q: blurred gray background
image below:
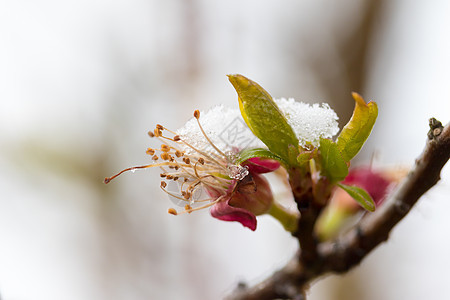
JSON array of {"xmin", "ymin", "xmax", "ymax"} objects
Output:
[{"xmin": 0, "ymin": 0, "xmax": 449, "ymax": 299}]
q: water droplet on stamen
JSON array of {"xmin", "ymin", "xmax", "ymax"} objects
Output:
[{"xmin": 228, "ymin": 164, "xmax": 249, "ymax": 180}]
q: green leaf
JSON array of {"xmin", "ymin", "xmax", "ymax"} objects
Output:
[
  {"xmin": 336, "ymin": 93, "xmax": 378, "ymax": 162},
  {"xmin": 319, "ymin": 138, "xmax": 349, "ymax": 182},
  {"xmin": 235, "ymin": 148, "xmax": 285, "ymax": 165},
  {"xmin": 227, "ymin": 74, "xmax": 299, "ymax": 164},
  {"xmin": 287, "ymin": 144, "xmax": 300, "ymax": 166},
  {"xmin": 337, "ymin": 183, "xmax": 376, "ymax": 212}
]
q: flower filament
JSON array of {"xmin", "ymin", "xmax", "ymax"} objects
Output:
[{"xmin": 104, "ymin": 110, "xmax": 248, "ymax": 216}]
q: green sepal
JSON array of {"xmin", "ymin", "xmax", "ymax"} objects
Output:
[
  {"xmin": 337, "ymin": 183, "xmax": 376, "ymax": 212},
  {"xmin": 297, "ymin": 148, "xmax": 318, "ymax": 167},
  {"xmin": 227, "ymin": 74, "xmax": 299, "ymax": 164},
  {"xmin": 235, "ymin": 148, "xmax": 286, "ymax": 165},
  {"xmin": 318, "ymin": 138, "xmax": 349, "ymax": 182},
  {"xmin": 336, "ymin": 92, "xmax": 378, "ymax": 162}
]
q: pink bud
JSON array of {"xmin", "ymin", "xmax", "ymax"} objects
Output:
[{"xmin": 342, "ymin": 167, "xmax": 392, "ymax": 207}]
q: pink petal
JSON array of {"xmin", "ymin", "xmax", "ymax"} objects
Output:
[
  {"xmin": 210, "ymin": 195, "xmax": 257, "ymax": 231},
  {"xmin": 243, "ymin": 157, "xmax": 280, "ymax": 174}
]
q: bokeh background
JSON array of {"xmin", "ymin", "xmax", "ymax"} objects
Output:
[{"xmin": 1, "ymin": 0, "xmax": 449, "ymax": 299}]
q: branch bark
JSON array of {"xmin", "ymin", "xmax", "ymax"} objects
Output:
[{"xmin": 227, "ymin": 120, "xmax": 450, "ymax": 300}]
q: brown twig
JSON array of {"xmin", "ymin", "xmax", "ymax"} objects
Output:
[
  {"xmin": 227, "ymin": 119, "xmax": 450, "ymax": 300},
  {"xmin": 287, "ymin": 167, "xmax": 318, "ymax": 266}
]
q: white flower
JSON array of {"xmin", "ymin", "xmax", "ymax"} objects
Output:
[
  {"xmin": 104, "ymin": 107, "xmax": 264, "ymax": 216},
  {"xmin": 275, "ymin": 98, "xmax": 339, "ymax": 147}
]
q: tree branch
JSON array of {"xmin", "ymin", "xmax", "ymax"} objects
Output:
[{"xmin": 227, "ymin": 119, "xmax": 450, "ymax": 300}]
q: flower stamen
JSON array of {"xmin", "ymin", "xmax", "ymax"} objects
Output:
[
  {"xmin": 106, "ymin": 108, "xmax": 252, "ymax": 218},
  {"xmin": 104, "ymin": 162, "xmax": 190, "ymax": 184},
  {"xmin": 168, "ymin": 195, "xmax": 225, "ymax": 216},
  {"xmin": 193, "ymin": 110, "xmax": 227, "ymax": 158}
]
